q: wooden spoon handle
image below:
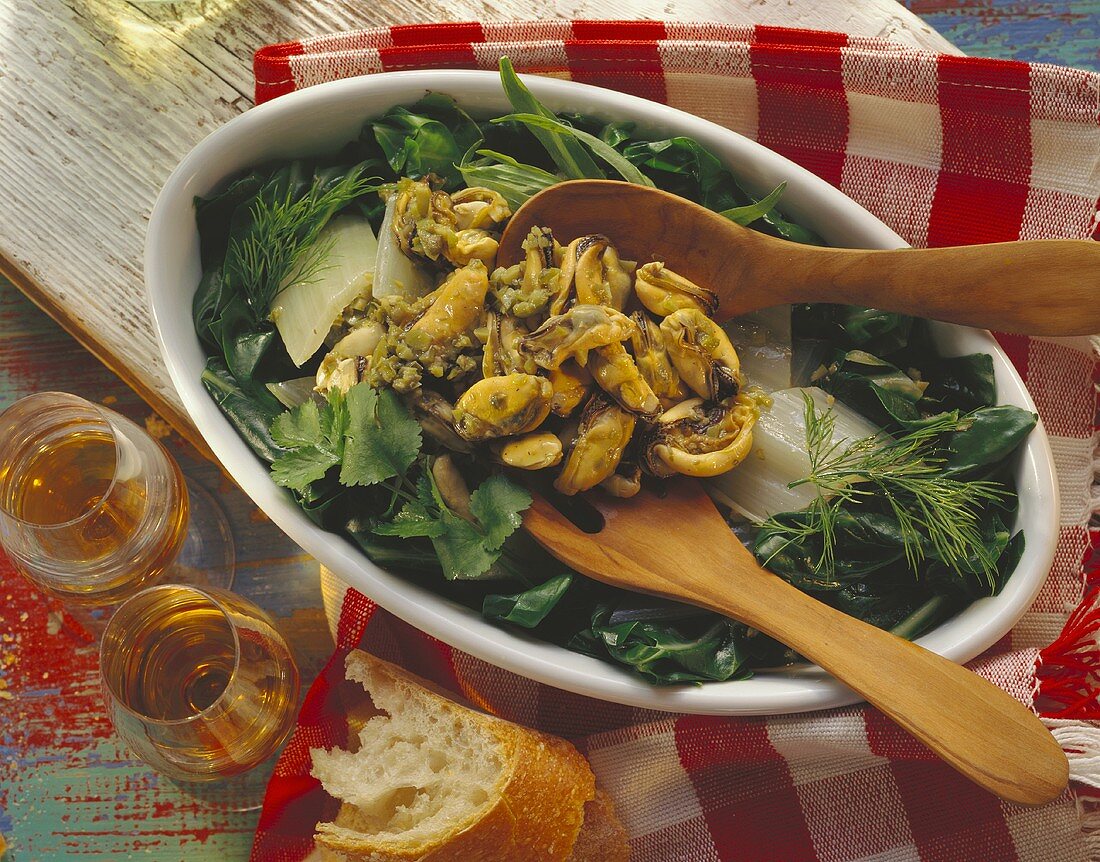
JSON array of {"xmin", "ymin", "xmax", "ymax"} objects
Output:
[
  {"xmin": 700, "ymin": 565, "xmax": 1068, "ymax": 806},
  {"xmin": 748, "ymin": 238, "xmax": 1100, "ymax": 336}
]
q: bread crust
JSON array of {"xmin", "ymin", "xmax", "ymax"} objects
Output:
[
  {"xmin": 568, "ymin": 790, "xmax": 631, "ymax": 862},
  {"xmin": 314, "ymin": 651, "xmax": 596, "ymax": 862}
]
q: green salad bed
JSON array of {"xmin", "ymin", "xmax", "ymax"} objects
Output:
[{"xmin": 192, "ymin": 60, "xmax": 1036, "ymax": 685}]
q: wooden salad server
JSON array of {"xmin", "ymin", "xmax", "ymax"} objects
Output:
[
  {"xmin": 498, "ymin": 180, "xmax": 1100, "ymax": 336},
  {"xmin": 521, "ymin": 479, "xmax": 1069, "ymax": 806}
]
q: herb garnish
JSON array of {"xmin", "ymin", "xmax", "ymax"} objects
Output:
[
  {"xmin": 225, "ymin": 168, "xmax": 379, "ymax": 321},
  {"xmin": 270, "ymin": 383, "xmax": 531, "ymax": 581},
  {"xmin": 761, "ymin": 393, "xmax": 1010, "ymax": 587}
]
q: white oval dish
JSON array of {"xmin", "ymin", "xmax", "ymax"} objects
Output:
[{"xmin": 145, "ymin": 71, "xmax": 1058, "ymax": 715}]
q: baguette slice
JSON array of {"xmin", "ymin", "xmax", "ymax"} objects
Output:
[
  {"xmin": 568, "ymin": 791, "xmax": 630, "ymax": 862},
  {"xmin": 311, "ymin": 650, "xmax": 598, "ymax": 862}
]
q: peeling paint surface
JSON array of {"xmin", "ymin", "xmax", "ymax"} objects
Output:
[{"xmin": 0, "ymin": 277, "xmax": 332, "ymax": 860}]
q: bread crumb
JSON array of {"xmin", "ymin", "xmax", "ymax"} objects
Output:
[
  {"xmin": 18, "ymin": 612, "xmax": 27, "ymax": 623},
  {"xmin": 144, "ymin": 415, "xmax": 172, "ymax": 440}
]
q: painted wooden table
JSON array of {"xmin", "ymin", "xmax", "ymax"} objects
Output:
[{"xmin": 0, "ymin": 1, "xmax": 1097, "ymax": 860}]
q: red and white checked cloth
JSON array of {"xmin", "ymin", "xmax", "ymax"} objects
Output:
[{"xmin": 250, "ymin": 21, "xmax": 1100, "ymax": 862}]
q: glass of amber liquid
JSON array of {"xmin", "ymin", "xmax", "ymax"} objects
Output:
[
  {"xmin": 100, "ymin": 585, "xmax": 299, "ymax": 806},
  {"xmin": 0, "ymin": 392, "xmax": 232, "ymax": 629}
]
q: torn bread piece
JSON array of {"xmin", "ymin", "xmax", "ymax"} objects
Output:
[{"xmin": 311, "ymin": 650, "xmax": 627, "ymax": 861}]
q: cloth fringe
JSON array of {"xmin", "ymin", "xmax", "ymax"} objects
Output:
[
  {"xmin": 1035, "ymin": 585, "xmax": 1100, "ymax": 721},
  {"xmin": 1046, "ymin": 719, "xmax": 1100, "ymax": 790}
]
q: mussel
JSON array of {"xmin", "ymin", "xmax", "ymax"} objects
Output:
[
  {"xmin": 453, "ymin": 373, "xmax": 553, "ymax": 441},
  {"xmin": 521, "ymin": 305, "xmax": 635, "ymax": 370},
  {"xmin": 548, "ymin": 360, "xmax": 593, "ymax": 418},
  {"xmin": 642, "ymin": 396, "xmax": 757, "ymax": 478},
  {"xmin": 634, "ymin": 262, "xmax": 719, "ymax": 317},
  {"xmin": 660, "ymin": 308, "xmax": 742, "ymax": 401},
  {"xmin": 628, "ymin": 312, "xmax": 688, "ymax": 408},
  {"xmin": 554, "ymin": 395, "xmax": 636, "ymax": 496},
  {"xmin": 491, "ymin": 432, "xmax": 564, "ymax": 470},
  {"xmin": 588, "ymin": 342, "xmax": 661, "ymax": 419},
  {"xmin": 411, "ymin": 261, "xmax": 489, "ymax": 345}
]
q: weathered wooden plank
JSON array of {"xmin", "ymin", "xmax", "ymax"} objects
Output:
[
  {"xmin": 0, "ymin": 274, "xmax": 330, "ymax": 860},
  {"xmin": 0, "ymin": 0, "xmax": 957, "ymax": 452}
]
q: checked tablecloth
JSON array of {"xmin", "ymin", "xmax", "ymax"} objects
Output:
[{"xmin": 250, "ymin": 21, "xmax": 1100, "ymax": 862}]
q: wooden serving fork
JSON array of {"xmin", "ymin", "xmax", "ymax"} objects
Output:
[
  {"xmin": 498, "ymin": 180, "xmax": 1100, "ymax": 335},
  {"xmin": 521, "ymin": 478, "xmax": 1069, "ymax": 806}
]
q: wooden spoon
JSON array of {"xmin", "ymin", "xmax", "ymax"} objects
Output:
[
  {"xmin": 498, "ymin": 180, "xmax": 1100, "ymax": 336},
  {"xmin": 522, "ymin": 478, "xmax": 1069, "ymax": 806}
]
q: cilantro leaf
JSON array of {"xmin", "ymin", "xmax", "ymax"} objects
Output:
[
  {"xmin": 431, "ymin": 510, "xmax": 501, "ymax": 580},
  {"xmin": 373, "ymin": 501, "xmax": 446, "ymax": 539},
  {"xmin": 469, "ymin": 475, "xmax": 532, "ymax": 551},
  {"xmin": 341, "ymin": 385, "xmax": 422, "ymax": 487},
  {"xmin": 271, "ymin": 398, "xmax": 322, "ymax": 447},
  {"xmin": 270, "ymin": 394, "xmax": 345, "ymax": 491},
  {"xmin": 269, "ymin": 445, "xmax": 339, "ymax": 490}
]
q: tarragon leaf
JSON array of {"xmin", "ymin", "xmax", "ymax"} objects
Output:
[
  {"xmin": 341, "ymin": 385, "xmax": 422, "ymax": 487},
  {"xmin": 469, "ymin": 474, "xmax": 532, "ymax": 551},
  {"xmin": 491, "ymin": 112, "xmax": 655, "ymax": 186},
  {"xmin": 719, "ymin": 182, "xmax": 787, "ymax": 227}
]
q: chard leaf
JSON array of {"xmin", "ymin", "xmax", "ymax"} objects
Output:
[
  {"xmin": 201, "ymin": 359, "xmax": 286, "ymax": 463},
  {"xmin": 483, "ymin": 574, "xmax": 573, "ymax": 628},
  {"xmin": 719, "ymin": 182, "xmax": 787, "ymax": 226},
  {"xmin": 939, "ymin": 406, "xmax": 1037, "ymax": 476},
  {"xmin": 370, "ymin": 93, "xmax": 481, "ymax": 188},
  {"xmin": 491, "ymin": 112, "xmax": 655, "ymax": 186},
  {"xmin": 468, "ymin": 474, "xmax": 532, "ymax": 551},
  {"xmin": 498, "ymin": 57, "xmax": 603, "ymax": 179},
  {"xmin": 341, "ymin": 386, "xmax": 422, "ymax": 487}
]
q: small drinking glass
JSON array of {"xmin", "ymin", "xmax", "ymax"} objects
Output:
[
  {"xmin": 100, "ymin": 585, "xmax": 300, "ymax": 807},
  {"xmin": 0, "ymin": 392, "xmax": 233, "ymax": 631}
]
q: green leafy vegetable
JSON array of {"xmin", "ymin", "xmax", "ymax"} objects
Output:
[
  {"xmin": 457, "ymin": 147, "xmax": 559, "ymax": 209},
  {"xmin": 719, "ymin": 182, "xmax": 787, "ymax": 226},
  {"xmin": 492, "ymin": 113, "xmax": 655, "ymax": 186},
  {"xmin": 200, "ymin": 359, "xmax": 286, "ymax": 463},
  {"xmin": 760, "ymin": 394, "xmax": 1015, "ymax": 588},
  {"xmin": 374, "ymin": 469, "xmax": 532, "ymax": 581},
  {"xmin": 341, "ymin": 386, "xmax": 422, "ymax": 487},
  {"xmin": 225, "ymin": 166, "xmax": 379, "ymax": 322},
  {"xmin": 370, "ymin": 93, "xmax": 481, "ymax": 188},
  {"xmin": 498, "ymin": 57, "xmax": 604, "ymax": 179},
  {"xmin": 483, "ymin": 574, "xmax": 574, "ymax": 628}
]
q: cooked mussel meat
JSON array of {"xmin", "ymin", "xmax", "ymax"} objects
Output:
[
  {"xmin": 521, "ymin": 305, "xmax": 635, "ymax": 370},
  {"xmin": 588, "ymin": 342, "xmax": 661, "ymax": 419},
  {"xmin": 491, "ymin": 432, "xmax": 564, "ymax": 470},
  {"xmin": 451, "ymin": 187, "xmax": 511, "ymax": 231},
  {"xmin": 629, "ymin": 312, "xmax": 688, "ymax": 408},
  {"xmin": 482, "ymin": 311, "xmax": 533, "ymax": 377},
  {"xmin": 635, "ymin": 262, "xmax": 719, "ymax": 317},
  {"xmin": 406, "ymin": 389, "xmax": 473, "ymax": 453},
  {"xmin": 392, "ymin": 177, "xmax": 458, "ymax": 266},
  {"xmin": 554, "ymin": 395, "xmax": 636, "ymax": 496},
  {"xmin": 410, "ymin": 261, "xmax": 489, "ymax": 345},
  {"xmin": 643, "ymin": 396, "xmax": 757, "ymax": 478},
  {"xmin": 548, "ymin": 360, "xmax": 593, "ymax": 418},
  {"xmin": 661, "ymin": 308, "xmax": 741, "ymax": 400},
  {"xmin": 453, "ymin": 373, "xmax": 553, "ymax": 441}
]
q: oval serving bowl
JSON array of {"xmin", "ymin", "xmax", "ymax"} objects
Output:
[{"xmin": 146, "ymin": 70, "xmax": 1058, "ymax": 715}]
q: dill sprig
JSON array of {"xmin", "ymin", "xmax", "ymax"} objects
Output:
[
  {"xmin": 225, "ymin": 168, "xmax": 379, "ymax": 320},
  {"xmin": 763, "ymin": 393, "xmax": 1009, "ymax": 588}
]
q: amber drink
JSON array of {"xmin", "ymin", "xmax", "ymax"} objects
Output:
[
  {"xmin": 0, "ymin": 392, "xmax": 189, "ymax": 607},
  {"xmin": 100, "ymin": 585, "xmax": 299, "ymax": 781}
]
